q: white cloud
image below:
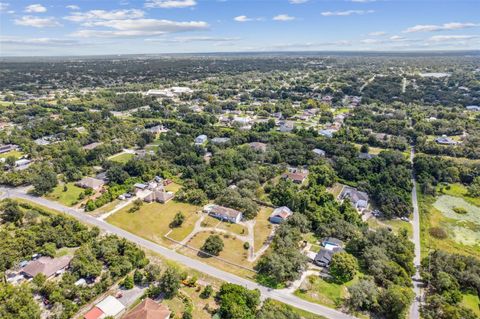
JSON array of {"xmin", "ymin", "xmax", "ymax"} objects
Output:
[
  {"xmin": 234, "ymin": 15, "xmax": 252, "ymax": 22},
  {"xmin": 66, "ymin": 5, "xmax": 80, "ymax": 10},
  {"xmin": 147, "ymin": 36, "xmax": 240, "ymax": 43},
  {"xmin": 428, "ymin": 35, "xmax": 477, "ymax": 42},
  {"xmin": 14, "ymin": 16, "xmax": 60, "ymax": 28},
  {"xmin": 72, "ymin": 19, "xmax": 208, "ymax": 37},
  {"xmin": 351, "ymin": 0, "xmax": 376, "ymax": 2},
  {"xmin": 64, "ymin": 9, "xmax": 145, "ymax": 22},
  {"xmin": 24, "ymin": 4, "xmax": 47, "ymax": 13},
  {"xmin": 0, "ymin": 2, "xmax": 9, "ymax": 12},
  {"xmin": 289, "ymin": 0, "xmax": 309, "ymax": 4},
  {"xmin": 145, "ymin": 0, "xmax": 196, "ymax": 8},
  {"xmin": 321, "ymin": 10, "xmax": 374, "ymax": 16},
  {"xmin": 0, "ymin": 36, "xmax": 77, "ymax": 46},
  {"xmin": 361, "ymin": 38, "xmax": 381, "ymax": 44},
  {"xmin": 404, "ymin": 22, "xmax": 479, "ymax": 33},
  {"xmin": 368, "ymin": 31, "xmax": 386, "ymax": 36},
  {"xmin": 273, "ymin": 14, "xmax": 295, "ymax": 21},
  {"xmin": 389, "ymin": 35, "xmax": 406, "ymax": 41}
]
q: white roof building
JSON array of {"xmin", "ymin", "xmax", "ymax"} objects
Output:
[{"xmin": 96, "ymin": 296, "xmax": 125, "ymax": 317}]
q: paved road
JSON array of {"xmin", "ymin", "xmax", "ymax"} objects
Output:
[
  {"xmin": 409, "ymin": 147, "xmax": 422, "ymax": 319},
  {"xmin": 0, "ymin": 187, "xmax": 356, "ymax": 319}
]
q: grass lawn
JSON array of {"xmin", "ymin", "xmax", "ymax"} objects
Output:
[
  {"xmin": 254, "ymin": 207, "xmax": 274, "ymax": 252},
  {"xmin": 217, "ymin": 221, "xmax": 248, "ymax": 236},
  {"xmin": 178, "ymin": 230, "xmax": 255, "ymax": 280},
  {"xmin": 461, "ymin": 293, "xmax": 480, "ymax": 317},
  {"xmin": 106, "ymin": 200, "xmax": 200, "ymax": 247},
  {"xmin": 201, "ymin": 215, "xmax": 221, "ymax": 228},
  {"xmin": 45, "ymin": 182, "xmax": 85, "ymax": 206},
  {"xmin": 0, "ymin": 150, "xmax": 23, "ymax": 159},
  {"xmin": 294, "ymin": 275, "xmax": 358, "ymax": 309},
  {"xmin": 91, "ymin": 199, "xmax": 122, "ymax": 216},
  {"xmin": 327, "ymin": 183, "xmax": 344, "ymax": 198},
  {"xmin": 165, "ymin": 182, "xmax": 182, "ymax": 193},
  {"xmin": 354, "ymin": 143, "xmax": 384, "ymax": 155},
  {"xmin": 163, "ymin": 286, "xmax": 215, "ymax": 319},
  {"xmin": 367, "ymin": 218, "xmax": 413, "ymax": 238},
  {"xmin": 109, "ymin": 152, "xmax": 134, "ymax": 164},
  {"xmin": 265, "ymin": 300, "xmax": 327, "ymax": 319}
]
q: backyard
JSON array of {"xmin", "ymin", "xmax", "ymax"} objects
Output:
[{"xmin": 106, "ymin": 200, "xmax": 201, "ymax": 248}]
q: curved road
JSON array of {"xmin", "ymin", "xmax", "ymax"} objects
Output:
[{"xmin": 0, "ymin": 187, "xmax": 356, "ymax": 319}]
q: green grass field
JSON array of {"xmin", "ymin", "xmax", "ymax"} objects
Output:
[
  {"xmin": 109, "ymin": 152, "xmax": 134, "ymax": 164},
  {"xmin": 437, "ymin": 183, "xmax": 480, "ymax": 207},
  {"xmin": 254, "ymin": 207, "xmax": 274, "ymax": 252},
  {"xmin": 45, "ymin": 182, "xmax": 85, "ymax": 206},
  {"xmin": 462, "ymin": 293, "xmax": 480, "ymax": 317},
  {"xmin": 368, "ymin": 218, "xmax": 413, "ymax": 238},
  {"xmin": 0, "ymin": 150, "xmax": 23, "ymax": 159},
  {"xmin": 106, "ymin": 200, "xmax": 200, "ymax": 247},
  {"xmin": 294, "ymin": 275, "xmax": 359, "ymax": 309},
  {"xmin": 165, "ymin": 182, "xmax": 182, "ymax": 193}
]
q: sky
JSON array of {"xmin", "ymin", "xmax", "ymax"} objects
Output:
[{"xmin": 0, "ymin": 0, "xmax": 479, "ymax": 56}]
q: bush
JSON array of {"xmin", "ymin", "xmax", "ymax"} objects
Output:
[
  {"xmin": 243, "ymin": 242, "xmax": 250, "ymax": 250},
  {"xmin": 429, "ymin": 227, "xmax": 448, "ymax": 239},
  {"xmin": 200, "ymin": 285, "xmax": 213, "ymax": 299},
  {"xmin": 201, "ymin": 235, "xmax": 224, "ymax": 256},
  {"xmin": 453, "ymin": 207, "xmax": 467, "ymax": 215}
]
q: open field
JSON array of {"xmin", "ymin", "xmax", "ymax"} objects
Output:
[
  {"xmin": 165, "ymin": 182, "xmax": 182, "ymax": 193},
  {"xmin": 367, "ymin": 217, "xmax": 413, "ymax": 238},
  {"xmin": 254, "ymin": 207, "xmax": 274, "ymax": 252},
  {"xmin": 163, "ymin": 287, "xmax": 215, "ymax": 319},
  {"xmin": 294, "ymin": 275, "xmax": 359, "ymax": 309},
  {"xmin": 437, "ymin": 183, "xmax": 480, "ymax": 207},
  {"xmin": 461, "ymin": 293, "xmax": 480, "ymax": 317},
  {"xmin": 419, "ymin": 191, "xmax": 480, "ymax": 258},
  {"xmin": 106, "ymin": 200, "xmax": 200, "ymax": 247},
  {"xmin": 0, "ymin": 150, "xmax": 23, "ymax": 159},
  {"xmin": 109, "ymin": 152, "xmax": 134, "ymax": 163},
  {"xmin": 327, "ymin": 183, "xmax": 344, "ymax": 198},
  {"xmin": 177, "ymin": 230, "xmax": 256, "ymax": 280},
  {"xmin": 217, "ymin": 221, "xmax": 248, "ymax": 236},
  {"xmin": 45, "ymin": 182, "xmax": 85, "ymax": 206}
]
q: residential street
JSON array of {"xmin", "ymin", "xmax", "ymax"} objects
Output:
[
  {"xmin": 0, "ymin": 187, "xmax": 356, "ymax": 319},
  {"xmin": 409, "ymin": 147, "xmax": 422, "ymax": 319}
]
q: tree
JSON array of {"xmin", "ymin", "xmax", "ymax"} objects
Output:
[
  {"xmin": 308, "ymin": 164, "xmax": 337, "ymax": 187},
  {"xmin": 0, "ymin": 283, "xmax": 41, "ymax": 319},
  {"xmin": 257, "ymin": 299, "xmax": 300, "ymax": 319},
  {"xmin": 379, "ymin": 285, "xmax": 414, "ymax": 319},
  {"xmin": 467, "ymin": 176, "xmax": 480, "ymax": 197},
  {"xmin": 170, "ymin": 212, "xmax": 185, "ymax": 228},
  {"xmin": 122, "ymin": 275, "xmax": 134, "ymax": 289},
  {"xmin": 200, "ymin": 285, "xmax": 213, "ymax": 299},
  {"xmin": 1, "ymin": 200, "xmax": 23, "ymax": 224},
  {"xmin": 345, "ymin": 278, "xmax": 379, "ymax": 312},
  {"xmin": 217, "ymin": 283, "xmax": 260, "ymax": 319},
  {"xmin": 360, "ymin": 144, "xmax": 370, "ymax": 153},
  {"xmin": 70, "ymin": 244, "xmax": 102, "ymax": 279},
  {"xmin": 106, "ymin": 165, "xmax": 129, "ymax": 184},
  {"xmin": 329, "ymin": 252, "xmax": 358, "ymax": 283},
  {"xmin": 158, "ymin": 266, "xmax": 181, "ymax": 298},
  {"xmin": 201, "ymin": 235, "xmax": 224, "ymax": 256},
  {"xmin": 31, "ymin": 166, "xmax": 58, "ymax": 195},
  {"xmin": 133, "ymin": 270, "xmax": 143, "ymax": 285}
]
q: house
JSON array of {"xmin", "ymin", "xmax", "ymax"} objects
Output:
[
  {"xmin": 435, "ymin": 135, "xmax": 457, "ymax": 145},
  {"xmin": 466, "ymin": 105, "xmax": 480, "ymax": 111},
  {"xmin": 76, "ymin": 177, "xmax": 105, "ymax": 191},
  {"xmin": 249, "ymin": 142, "xmax": 268, "ymax": 152},
  {"xmin": 318, "ymin": 129, "xmax": 334, "ymax": 138},
  {"xmin": 84, "ymin": 296, "xmax": 125, "ymax": 319},
  {"xmin": 211, "ymin": 137, "xmax": 231, "ymax": 145},
  {"xmin": 358, "ymin": 152, "xmax": 374, "ymax": 160},
  {"xmin": 282, "ymin": 169, "xmax": 308, "ymax": 184},
  {"xmin": 82, "ymin": 142, "xmax": 103, "ymax": 151},
  {"xmin": 0, "ymin": 144, "xmax": 19, "ymax": 154},
  {"xmin": 204, "ymin": 204, "xmax": 243, "ymax": 223},
  {"xmin": 321, "ymin": 237, "xmax": 344, "ymax": 250},
  {"xmin": 269, "ymin": 206, "xmax": 293, "ymax": 224},
  {"xmin": 195, "ymin": 134, "xmax": 208, "ymax": 145},
  {"xmin": 144, "ymin": 190, "xmax": 174, "ymax": 204},
  {"xmin": 148, "ymin": 125, "xmax": 168, "ymax": 135},
  {"xmin": 312, "ymin": 148, "xmax": 326, "ymax": 157},
  {"xmin": 21, "ymin": 256, "xmax": 72, "ymax": 279},
  {"xmin": 313, "ymin": 247, "xmax": 343, "ymax": 267},
  {"xmin": 278, "ymin": 121, "xmax": 295, "ymax": 133},
  {"xmin": 339, "ymin": 186, "xmax": 369, "ymax": 210},
  {"xmin": 14, "ymin": 159, "xmax": 31, "ymax": 170},
  {"xmin": 123, "ymin": 298, "xmax": 171, "ymax": 319},
  {"xmin": 134, "ymin": 183, "xmax": 148, "ymax": 191}
]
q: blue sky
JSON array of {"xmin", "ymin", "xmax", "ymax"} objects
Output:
[{"xmin": 0, "ymin": 0, "xmax": 479, "ymax": 56}]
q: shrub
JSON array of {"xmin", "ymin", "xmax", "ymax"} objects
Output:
[
  {"xmin": 243, "ymin": 242, "xmax": 250, "ymax": 250},
  {"xmin": 429, "ymin": 227, "xmax": 448, "ymax": 239},
  {"xmin": 453, "ymin": 207, "xmax": 467, "ymax": 215}
]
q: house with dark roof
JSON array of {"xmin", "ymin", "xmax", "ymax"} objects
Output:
[
  {"xmin": 21, "ymin": 256, "xmax": 72, "ymax": 279},
  {"xmin": 249, "ymin": 142, "xmax": 268, "ymax": 152},
  {"xmin": 435, "ymin": 135, "xmax": 457, "ymax": 145},
  {"xmin": 123, "ymin": 298, "xmax": 171, "ymax": 319},
  {"xmin": 282, "ymin": 169, "xmax": 309, "ymax": 184},
  {"xmin": 204, "ymin": 204, "xmax": 243, "ymax": 223},
  {"xmin": 313, "ymin": 247, "xmax": 343, "ymax": 267},
  {"xmin": 269, "ymin": 206, "xmax": 293, "ymax": 224},
  {"xmin": 339, "ymin": 186, "xmax": 369, "ymax": 210}
]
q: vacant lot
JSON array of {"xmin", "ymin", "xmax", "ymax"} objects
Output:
[
  {"xmin": 437, "ymin": 183, "xmax": 480, "ymax": 207},
  {"xmin": 45, "ymin": 182, "xmax": 85, "ymax": 206},
  {"xmin": 178, "ymin": 230, "xmax": 255, "ymax": 280},
  {"xmin": 0, "ymin": 150, "xmax": 23, "ymax": 159},
  {"xmin": 109, "ymin": 152, "xmax": 134, "ymax": 164},
  {"xmin": 254, "ymin": 207, "xmax": 274, "ymax": 252},
  {"xmin": 106, "ymin": 200, "xmax": 200, "ymax": 247},
  {"xmin": 294, "ymin": 275, "xmax": 358, "ymax": 309}
]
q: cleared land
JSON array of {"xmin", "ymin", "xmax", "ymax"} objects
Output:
[
  {"xmin": 0, "ymin": 150, "xmax": 23, "ymax": 159},
  {"xmin": 109, "ymin": 152, "xmax": 134, "ymax": 163},
  {"xmin": 254, "ymin": 207, "xmax": 274, "ymax": 252},
  {"xmin": 45, "ymin": 182, "xmax": 85, "ymax": 206},
  {"xmin": 106, "ymin": 200, "xmax": 200, "ymax": 247}
]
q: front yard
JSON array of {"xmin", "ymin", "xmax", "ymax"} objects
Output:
[{"xmin": 45, "ymin": 182, "xmax": 85, "ymax": 206}]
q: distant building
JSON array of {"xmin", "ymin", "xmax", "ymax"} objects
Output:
[
  {"xmin": 76, "ymin": 177, "xmax": 105, "ymax": 191},
  {"xmin": 312, "ymin": 148, "xmax": 326, "ymax": 157},
  {"xmin": 144, "ymin": 190, "xmax": 174, "ymax": 204},
  {"xmin": 318, "ymin": 129, "xmax": 334, "ymax": 138},
  {"xmin": 282, "ymin": 169, "xmax": 308, "ymax": 184},
  {"xmin": 358, "ymin": 152, "xmax": 374, "ymax": 160},
  {"xmin": 435, "ymin": 135, "xmax": 457, "ymax": 145},
  {"xmin": 278, "ymin": 121, "xmax": 295, "ymax": 133},
  {"xmin": 339, "ymin": 186, "xmax": 369, "ymax": 210},
  {"xmin": 211, "ymin": 137, "xmax": 231, "ymax": 144},
  {"xmin": 123, "ymin": 298, "xmax": 171, "ymax": 319},
  {"xmin": 195, "ymin": 134, "xmax": 208, "ymax": 145},
  {"xmin": 21, "ymin": 256, "xmax": 72, "ymax": 279},
  {"xmin": 204, "ymin": 204, "xmax": 243, "ymax": 223},
  {"xmin": 249, "ymin": 142, "xmax": 268, "ymax": 152},
  {"xmin": 82, "ymin": 142, "xmax": 103, "ymax": 151},
  {"xmin": 146, "ymin": 87, "xmax": 193, "ymax": 98},
  {"xmin": 313, "ymin": 247, "xmax": 343, "ymax": 267},
  {"xmin": 269, "ymin": 206, "xmax": 293, "ymax": 224},
  {"xmin": 14, "ymin": 159, "xmax": 31, "ymax": 170},
  {"xmin": 466, "ymin": 105, "xmax": 480, "ymax": 111},
  {"xmin": 0, "ymin": 144, "xmax": 19, "ymax": 154}
]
